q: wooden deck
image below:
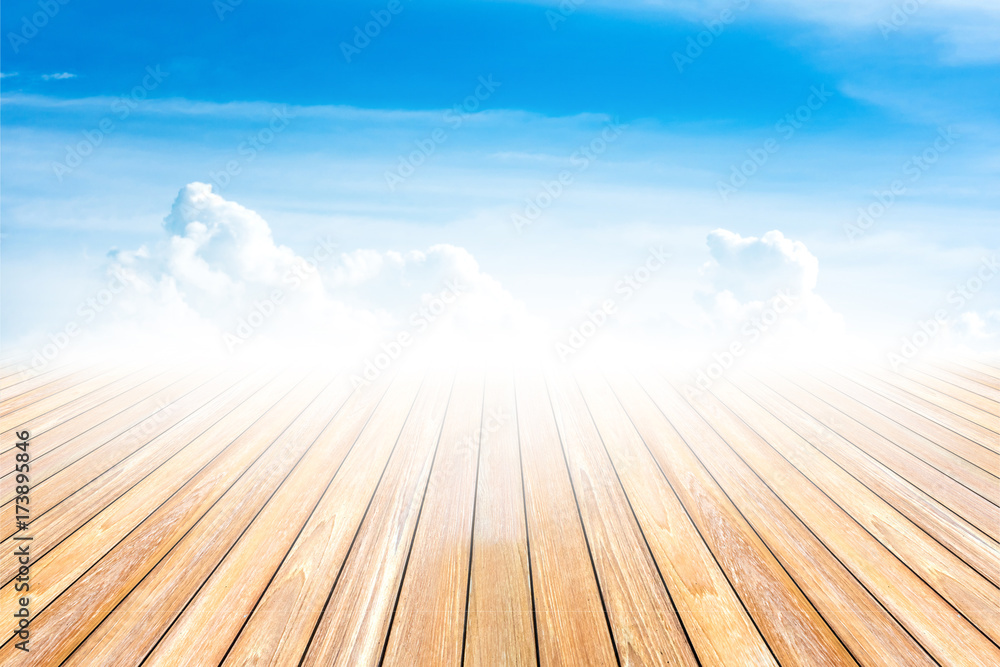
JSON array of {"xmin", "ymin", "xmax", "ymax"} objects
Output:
[{"xmin": 0, "ymin": 357, "xmax": 997, "ymax": 665}]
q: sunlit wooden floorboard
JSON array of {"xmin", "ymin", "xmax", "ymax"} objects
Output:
[{"xmin": 0, "ymin": 358, "xmax": 997, "ymax": 666}]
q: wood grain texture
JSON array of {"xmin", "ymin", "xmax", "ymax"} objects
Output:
[
  {"xmin": 2, "ymin": 360, "xmax": 997, "ymax": 665},
  {"xmin": 0, "ymin": 365, "xmax": 105, "ymax": 417},
  {"xmin": 712, "ymin": 376, "xmax": 1000, "ymax": 640},
  {"xmin": 0, "ymin": 368, "xmax": 227, "ymax": 540},
  {"xmin": 0, "ymin": 366, "xmax": 144, "ymax": 444},
  {"xmin": 516, "ymin": 370, "xmax": 618, "ymax": 666},
  {"xmin": 844, "ymin": 366, "xmax": 999, "ymax": 452},
  {"xmin": 220, "ymin": 372, "xmax": 428, "ymax": 666},
  {"xmin": 636, "ymin": 369, "xmax": 937, "ymax": 667},
  {"xmin": 902, "ymin": 364, "xmax": 1000, "ymax": 415},
  {"xmin": 606, "ymin": 372, "xmax": 858, "ymax": 667},
  {"xmin": 873, "ymin": 366, "xmax": 1000, "ymax": 439},
  {"xmin": 0, "ymin": 367, "xmax": 204, "ymax": 491},
  {"xmin": 79, "ymin": 376, "xmax": 358, "ymax": 666},
  {"xmin": 299, "ymin": 372, "xmax": 453, "ymax": 666},
  {"xmin": 463, "ymin": 370, "xmax": 535, "ymax": 667},
  {"xmin": 744, "ymin": 370, "xmax": 1000, "ymax": 557},
  {"xmin": 916, "ymin": 360, "xmax": 1000, "ymax": 404},
  {"xmin": 0, "ymin": 361, "xmax": 85, "ymax": 403},
  {"xmin": 950, "ymin": 359, "xmax": 1000, "ymax": 390},
  {"xmin": 379, "ymin": 371, "xmax": 484, "ymax": 666},
  {"xmin": 0, "ymin": 369, "xmax": 276, "ymax": 587},
  {"xmin": 814, "ymin": 368, "xmax": 1000, "ymax": 479},
  {"xmin": 577, "ymin": 373, "xmax": 778, "ymax": 667},
  {"xmin": 0, "ymin": 370, "xmax": 316, "ymax": 665},
  {"xmin": 546, "ymin": 370, "xmax": 699, "ymax": 667},
  {"xmin": 683, "ymin": 380, "xmax": 1000, "ymax": 667}
]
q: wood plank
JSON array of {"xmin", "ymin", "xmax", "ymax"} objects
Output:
[
  {"xmin": 546, "ymin": 370, "xmax": 699, "ymax": 666},
  {"xmin": 921, "ymin": 360, "xmax": 1000, "ymax": 403},
  {"xmin": 814, "ymin": 369, "xmax": 1000, "ymax": 477},
  {"xmin": 925, "ymin": 359, "xmax": 1000, "ymax": 396},
  {"xmin": 0, "ymin": 371, "xmax": 322, "ymax": 664},
  {"xmin": 635, "ymin": 369, "xmax": 936, "ymax": 667},
  {"xmin": 0, "ymin": 369, "xmax": 274, "ymax": 585},
  {"xmin": 463, "ymin": 370, "xmax": 535, "ymax": 667},
  {"xmin": 715, "ymin": 375, "xmax": 1000, "ymax": 628},
  {"xmin": 0, "ymin": 367, "xmax": 224, "ymax": 536},
  {"xmin": 754, "ymin": 370, "xmax": 1000, "ymax": 543},
  {"xmin": 846, "ymin": 367, "xmax": 999, "ymax": 451},
  {"xmin": 379, "ymin": 371, "xmax": 484, "ymax": 666},
  {"xmin": 0, "ymin": 369, "xmax": 298, "ymax": 591},
  {"xmin": 0, "ymin": 365, "xmax": 106, "ymax": 416},
  {"xmin": 515, "ymin": 370, "xmax": 618, "ymax": 666},
  {"xmin": 61, "ymin": 375, "xmax": 358, "ymax": 666},
  {"xmin": 221, "ymin": 372, "xmax": 431, "ymax": 666},
  {"xmin": 907, "ymin": 363, "xmax": 1000, "ymax": 409},
  {"xmin": 577, "ymin": 373, "xmax": 778, "ymax": 666},
  {"xmin": 683, "ymin": 378, "xmax": 1000, "ymax": 667},
  {"xmin": 0, "ymin": 366, "xmax": 146, "ymax": 445},
  {"xmin": 881, "ymin": 366, "xmax": 1000, "ymax": 435},
  {"xmin": 297, "ymin": 373, "xmax": 454, "ymax": 666},
  {"xmin": 0, "ymin": 366, "xmax": 40, "ymax": 391},
  {"xmin": 1, "ymin": 358, "xmax": 995, "ymax": 663},
  {"xmin": 0, "ymin": 366, "xmax": 197, "ymax": 494},
  {"xmin": 957, "ymin": 359, "xmax": 1000, "ymax": 385},
  {"xmin": 0, "ymin": 356, "xmax": 31, "ymax": 379},
  {"xmin": 0, "ymin": 366, "xmax": 130, "ymax": 430},
  {"xmin": 607, "ymin": 372, "xmax": 857, "ymax": 666},
  {"xmin": 0, "ymin": 360, "xmax": 82, "ymax": 400}
]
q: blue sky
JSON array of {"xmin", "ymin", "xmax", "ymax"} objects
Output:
[{"xmin": 2, "ymin": 0, "xmax": 999, "ymax": 359}]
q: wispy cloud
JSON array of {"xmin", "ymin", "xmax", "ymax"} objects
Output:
[{"xmin": 41, "ymin": 72, "xmax": 77, "ymax": 81}]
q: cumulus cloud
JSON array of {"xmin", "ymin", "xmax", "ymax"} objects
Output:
[
  {"xmin": 705, "ymin": 229, "xmax": 818, "ymax": 302},
  {"xmin": 92, "ymin": 183, "xmax": 539, "ymax": 365},
  {"xmin": 698, "ymin": 228, "xmax": 846, "ymax": 355},
  {"xmin": 39, "ymin": 185, "xmax": 991, "ymax": 371},
  {"xmin": 950, "ymin": 310, "xmax": 1000, "ymax": 345}
]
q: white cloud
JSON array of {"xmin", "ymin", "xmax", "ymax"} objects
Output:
[
  {"xmin": 520, "ymin": 0, "xmax": 1000, "ymax": 63},
  {"xmin": 705, "ymin": 228, "xmax": 818, "ymax": 302},
  {"xmin": 41, "ymin": 72, "xmax": 76, "ymax": 81},
  {"xmin": 698, "ymin": 228, "xmax": 847, "ymax": 356},
  {"xmin": 955, "ymin": 309, "xmax": 1000, "ymax": 341},
  {"xmin": 89, "ymin": 183, "xmax": 538, "ymax": 365}
]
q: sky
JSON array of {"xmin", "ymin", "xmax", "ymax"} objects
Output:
[{"xmin": 2, "ymin": 0, "xmax": 999, "ymax": 369}]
